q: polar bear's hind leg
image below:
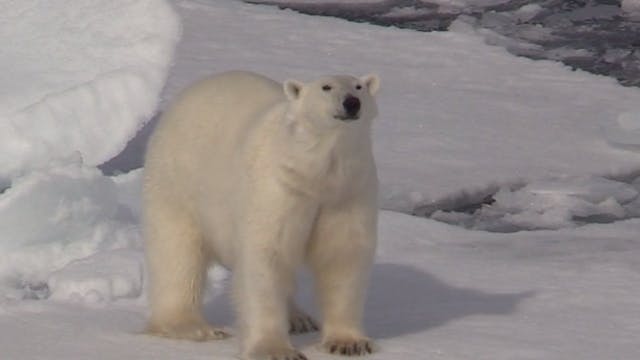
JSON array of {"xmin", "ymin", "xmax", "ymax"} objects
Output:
[{"xmin": 288, "ymin": 301, "xmax": 319, "ymax": 334}]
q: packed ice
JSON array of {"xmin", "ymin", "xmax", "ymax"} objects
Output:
[{"xmin": 431, "ymin": 175, "xmax": 640, "ymax": 232}]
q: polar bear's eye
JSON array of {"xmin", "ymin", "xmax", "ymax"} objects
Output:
[
  {"xmin": 356, "ymin": 84, "xmax": 362, "ymax": 90},
  {"xmin": 322, "ymin": 85, "xmax": 332, "ymax": 91}
]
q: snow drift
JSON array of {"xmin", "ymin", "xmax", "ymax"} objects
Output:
[{"xmin": 0, "ymin": 0, "xmax": 180, "ymax": 181}]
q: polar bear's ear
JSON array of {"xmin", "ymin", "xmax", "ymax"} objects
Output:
[
  {"xmin": 284, "ymin": 79, "xmax": 304, "ymax": 101},
  {"xmin": 360, "ymin": 74, "xmax": 380, "ymax": 96}
]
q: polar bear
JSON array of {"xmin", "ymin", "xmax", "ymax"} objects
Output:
[{"xmin": 143, "ymin": 71, "xmax": 380, "ymax": 360}]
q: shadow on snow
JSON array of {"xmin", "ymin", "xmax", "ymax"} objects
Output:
[
  {"xmin": 201, "ymin": 263, "xmax": 533, "ymax": 340},
  {"xmin": 365, "ymin": 263, "xmax": 533, "ymax": 339}
]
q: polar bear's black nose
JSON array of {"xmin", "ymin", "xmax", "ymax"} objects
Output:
[{"xmin": 343, "ymin": 95, "xmax": 361, "ymax": 117}]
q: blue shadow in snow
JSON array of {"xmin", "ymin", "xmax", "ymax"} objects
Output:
[
  {"xmin": 202, "ymin": 263, "xmax": 534, "ymax": 340},
  {"xmin": 365, "ymin": 263, "xmax": 534, "ymax": 339}
]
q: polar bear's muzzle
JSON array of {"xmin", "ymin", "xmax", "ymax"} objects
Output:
[{"xmin": 335, "ymin": 95, "xmax": 361, "ymax": 121}]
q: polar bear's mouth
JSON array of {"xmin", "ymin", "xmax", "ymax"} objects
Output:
[{"xmin": 334, "ymin": 114, "xmax": 359, "ymax": 121}]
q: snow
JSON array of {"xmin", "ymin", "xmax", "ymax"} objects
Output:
[
  {"xmin": 48, "ymin": 249, "xmax": 145, "ymax": 303},
  {"xmin": 0, "ymin": 0, "xmax": 180, "ymax": 181},
  {"xmin": 617, "ymin": 111, "xmax": 640, "ymax": 132},
  {"xmin": 622, "ymin": 0, "xmax": 640, "ymax": 15},
  {"xmin": 0, "ymin": 161, "xmax": 140, "ymax": 300},
  {"xmin": 512, "ymin": 4, "xmax": 543, "ymax": 22},
  {"xmin": 427, "ymin": 0, "xmax": 511, "ymax": 8},
  {"xmin": 603, "ymin": 111, "xmax": 640, "ymax": 151},
  {"xmin": 1, "ymin": 0, "xmax": 640, "ymax": 359},
  {"xmin": 248, "ymin": 0, "xmax": 386, "ymax": 3}
]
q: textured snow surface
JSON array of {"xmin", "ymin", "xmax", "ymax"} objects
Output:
[
  {"xmin": 48, "ymin": 250, "xmax": 145, "ymax": 303},
  {"xmin": 0, "ymin": 161, "xmax": 141, "ymax": 300},
  {"xmin": 0, "ymin": 0, "xmax": 180, "ymax": 180},
  {"xmin": 1, "ymin": 1, "xmax": 640, "ymax": 359},
  {"xmin": 432, "ymin": 175, "xmax": 640, "ymax": 231}
]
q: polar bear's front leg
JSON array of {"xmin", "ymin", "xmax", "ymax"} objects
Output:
[
  {"xmin": 309, "ymin": 200, "xmax": 378, "ymax": 356},
  {"xmin": 144, "ymin": 197, "xmax": 229, "ymax": 341},
  {"xmin": 235, "ymin": 187, "xmax": 318, "ymax": 360}
]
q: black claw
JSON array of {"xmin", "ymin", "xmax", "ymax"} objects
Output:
[
  {"xmin": 341, "ymin": 346, "xmax": 348, "ymax": 355},
  {"xmin": 330, "ymin": 345, "xmax": 338, "ymax": 353}
]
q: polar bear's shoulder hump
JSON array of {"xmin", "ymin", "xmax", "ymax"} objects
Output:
[{"xmin": 187, "ymin": 70, "xmax": 282, "ymax": 98}]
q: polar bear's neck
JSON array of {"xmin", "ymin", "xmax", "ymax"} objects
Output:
[{"xmin": 275, "ymin": 114, "xmax": 372, "ymax": 202}]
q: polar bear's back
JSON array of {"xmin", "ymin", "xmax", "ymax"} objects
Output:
[
  {"xmin": 144, "ymin": 71, "xmax": 284, "ymax": 206},
  {"xmin": 155, "ymin": 70, "xmax": 283, "ymax": 145}
]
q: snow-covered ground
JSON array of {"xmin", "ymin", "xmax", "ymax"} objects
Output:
[
  {"xmin": 249, "ymin": 1, "xmax": 640, "ymax": 89},
  {"xmin": 1, "ymin": 0, "xmax": 640, "ymax": 359}
]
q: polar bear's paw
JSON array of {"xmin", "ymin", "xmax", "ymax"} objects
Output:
[
  {"xmin": 147, "ymin": 320, "xmax": 230, "ymax": 342},
  {"xmin": 321, "ymin": 337, "xmax": 376, "ymax": 356},
  {"xmin": 247, "ymin": 347, "xmax": 308, "ymax": 360},
  {"xmin": 289, "ymin": 311, "xmax": 319, "ymax": 334}
]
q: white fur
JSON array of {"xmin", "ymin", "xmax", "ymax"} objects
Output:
[{"xmin": 143, "ymin": 71, "xmax": 380, "ymax": 359}]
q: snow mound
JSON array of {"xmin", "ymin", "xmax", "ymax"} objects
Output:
[
  {"xmin": 432, "ymin": 175, "xmax": 640, "ymax": 232},
  {"xmin": 0, "ymin": 0, "xmax": 180, "ymax": 181},
  {"xmin": 622, "ymin": 0, "xmax": 640, "ymax": 16},
  {"xmin": 0, "ymin": 161, "xmax": 140, "ymax": 300},
  {"xmin": 603, "ymin": 111, "xmax": 640, "ymax": 151},
  {"xmin": 48, "ymin": 250, "xmax": 144, "ymax": 303}
]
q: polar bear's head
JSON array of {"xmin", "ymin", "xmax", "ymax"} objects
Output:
[{"xmin": 283, "ymin": 74, "xmax": 380, "ymax": 128}]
